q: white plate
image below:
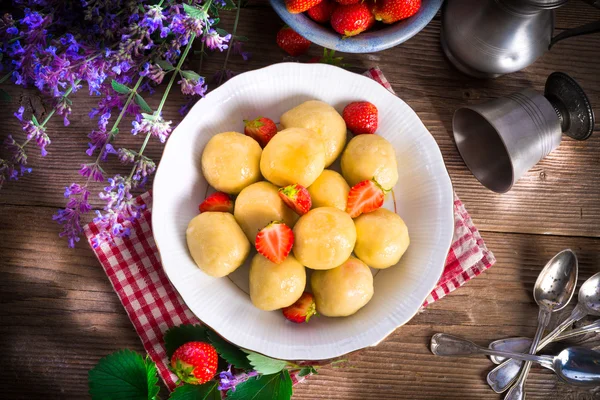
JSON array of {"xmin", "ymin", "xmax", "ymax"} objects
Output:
[{"xmin": 152, "ymin": 63, "xmax": 454, "ymax": 361}]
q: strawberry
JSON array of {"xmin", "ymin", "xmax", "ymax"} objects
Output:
[
  {"xmin": 307, "ymin": 0, "xmax": 337, "ymax": 23},
  {"xmin": 276, "ymin": 26, "xmax": 311, "ymax": 57},
  {"xmin": 346, "ymin": 179, "xmax": 385, "ymax": 218},
  {"xmin": 199, "ymin": 192, "xmax": 233, "ymax": 213},
  {"xmin": 330, "ymin": 3, "xmax": 375, "ymax": 37},
  {"xmin": 243, "ymin": 116, "xmax": 278, "ymax": 147},
  {"xmin": 255, "ymin": 221, "xmax": 294, "ymax": 264},
  {"xmin": 279, "ymin": 183, "xmax": 312, "ymax": 215},
  {"xmin": 371, "ymin": 0, "xmax": 421, "ymax": 24},
  {"xmin": 282, "ymin": 292, "xmax": 317, "ymax": 323},
  {"xmin": 170, "ymin": 342, "xmax": 218, "ymax": 385},
  {"xmin": 286, "ymin": 0, "xmax": 323, "ymax": 14},
  {"xmin": 334, "ymin": 0, "xmax": 359, "ymax": 5},
  {"xmin": 342, "ymin": 101, "xmax": 378, "ymax": 135}
]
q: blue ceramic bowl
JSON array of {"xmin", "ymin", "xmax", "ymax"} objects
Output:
[{"xmin": 270, "ymin": 0, "xmax": 443, "ymax": 53}]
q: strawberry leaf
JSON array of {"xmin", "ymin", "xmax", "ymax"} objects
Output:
[
  {"xmin": 243, "ymin": 350, "xmax": 289, "ymax": 374},
  {"xmin": 164, "ymin": 324, "xmax": 210, "ymax": 359},
  {"xmin": 88, "ymin": 349, "xmax": 159, "ymax": 400},
  {"xmin": 135, "ymin": 94, "xmax": 153, "ymax": 113},
  {"xmin": 226, "ymin": 370, "xmax": 292, "ymax": 400},
  {"xmin": 111, "ymin": 79, "xmax": 131, "ymax": 94},
  {"xmin": 207, "ymin": 330, "xmax": 252, "ymax": 370},
  {"xmin": 169, "ymin": 381, "xmax": 220, "ymax": 400}
]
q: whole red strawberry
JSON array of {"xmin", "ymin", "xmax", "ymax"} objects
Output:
[
  {"xmin": 334, "ymin": 0, "xmax": 359, "ymax": 5},
  {"xmin": 283, "ymin": 292, "xmax": 317, "ymax": 323},
  {"xmin": 343, "ymin": 101, "xmax": 378, "ymax": 134},
  {"xmin": 244, "ymin": 116, "xmax": 278, "ymax": 147},
  {"xmin": 276, "ymin": 27, "xmax": 311, "ymax": 57},
  {"xmin": 330, "ymin": 3, "xmax": 375, "ymax": 37},
  {"xmin": 199, "ymin": 192, "xmax": 233, "ymax": 213},
  {"xmin": 307, "ymin": 0, "xmax": 337, "ymax": 23},
  {"xmin": 279, "ymin": 183, "xmax": 312, "ymax": 215},
  {"xmin": 372, "ymin": 0, "xmax": 421, "ymax": 24},
  {"xmin": 346, "ymin": 179, "xmax": 385, "ymax": 218},
  {"xmin": 286, "ymin": 0, "xmax": 323, "ymax": 14},
  {"xmin": 255, "ymin": 221, "xmax": 294, "ymax": 264},
  {"xmin": 170, "ymin": 342, "xmax": 218, "ymax": 385}
]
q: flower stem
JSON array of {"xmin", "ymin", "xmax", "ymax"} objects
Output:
[
  {"xmin": 0, "ymin": 72, "xmax": 12, "ymax": 84},
  {"xmin": 218, "ymin": 0, "xmax": 242, "ymax": 85}
]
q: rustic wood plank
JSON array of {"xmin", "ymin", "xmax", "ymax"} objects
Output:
[{"xmin": 2, "ymin": 204, "xmax": 600, "ymax": 399}]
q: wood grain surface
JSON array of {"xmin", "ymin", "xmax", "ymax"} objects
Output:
[{"xmin": 1, "ymin": 1, "xmax": 600, "ymax": 399}]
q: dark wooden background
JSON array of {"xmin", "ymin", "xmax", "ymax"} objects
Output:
[{"xmin": 1, "ymin": 1, "xmax": 600, "ymax": 399}]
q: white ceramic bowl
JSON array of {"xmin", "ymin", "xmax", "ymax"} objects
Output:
[{"xmin": 153, "ymin": 63, "xmax": 453, "ymax": 361}]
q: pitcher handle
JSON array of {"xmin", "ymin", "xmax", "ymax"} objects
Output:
[{"xmin": 550, "ymin": 20, "xmax": 600, "ymax": 48}]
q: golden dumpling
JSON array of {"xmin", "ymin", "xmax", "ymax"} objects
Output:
[
  {"xmin": 308, "ymin": 169, "xmax": 350, "ymax": 211},
  {"xmin": 234, "ymin": 181, "xmax": 297, "ymax": 242},
  {"xmin": 354, "ymin": 208, "xmax": 410, "ymax": 269},
  {"xmin": 341, "ymin": 134, "xmax": 398, "ymax": 190},
  {"xmin": 293, "ymin": 207, "xmax": 356, "ymax": 270},
  {"xmin": 201, "ymin": 131, "xmax": 262, "ymax": 194},
  {"xmin": 311, "ymin": 256, "xmax": 374, "ymax": 317},
  {"xmin": 186, "ymin": 212, "xmax": 250, "ymax": 277},
  {"xmin": 280, "ymin": 100, "xmax": 347, "ymax": 167},
  {"xmin": 249, "ymin": 254, "xmax": 306, "ymax": 311},
  {"xmin": 260, "ymin": 127, "xmax": 326, "ymax": 187}
]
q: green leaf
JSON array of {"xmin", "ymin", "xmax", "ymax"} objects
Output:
[
  {"xmin": 180, "ymin": 70, "xmax": 201, "ymax": 81},
  {"xmin": 0, "ymin": 88, "xmax": 10, "ymax": 102},
  {"xmin": 235, "ymin": 35, "xmax": 248, "ymax": 42},
  {"xmin": 209, "ymin": 4, "xmax": 219, "ymax": 16},
  {"xmin": 141, "ymin": 112, "xmax": 156, "ymax": 121},
  {"xmin": 298, "ymin": 367, "xmax": 315, "ymax": 377},
  {"xmin": 227, "ymin": 370, "xmax": 293, "ymax": 400},
  {"xmin": 215, "ymin": 28, "xmax": 229, "ymax": 37},
  {"xmin": 156, "ymin": 59, "xmax": 175, "ymax": 71},
  {"xmin": 135, "ymin": 93, "xmax": 153, "ymax": 113},
  {"xmin": 164, "ymin": 324, "xmax": 210, "ymax": 359},
  {"xmin": 207, "ymin": 330, "xmax": 252, "ymax": 370},
  {"xmin": 212, "ymin": 17, "xmax": 220, "ymax": 25},
  {"xmin": 169, "ymin": 381, "xmax": 220, "ymax": 400},
  {"xmin": 111, "ymin": 79, "xmax": 131, "ymax": 94},
  {"xmin": 216, "ymin": 0, "xmax": 237, "ymax": 10},
  {"xmin": 183, "ymin": 3, "xmax": 208, "ymax": 19},
  {"xmin": 88, "ymin": 350, "xmax": 159, "ymax": 400},
  {"xmin": 243, "ymin": 350, "xmax": 289, "ymax": 374},
  {"xmin": 31, "ymin": 115, "xmax": 39, "ymax": 125}
]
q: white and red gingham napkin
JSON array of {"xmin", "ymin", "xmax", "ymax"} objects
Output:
[{"xmin": 84, "ymin": 67, "xmax": 495, "ymax": 391}]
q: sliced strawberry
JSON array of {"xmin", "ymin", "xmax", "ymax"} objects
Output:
[
  {"xmin": 346, "ymin": 179, "xmax": 385, "ymax": 218},
  {"xmin": 278, "ymin": 183, "xmax": 312, "ymax": 215},
  {"xmin": 255, "ymin": 221, "xmax": 294, "ymax": 264},
  {"xmin": 283, "ymin": 292, "xmax": 317, "ymax": 323},
  {"xmin": 199, "ymin": 192, "xmax": 233, "ymax": 213},
  {"xmin": 243, "ymin": 117, "xmax": 278, "ymax": 147}
]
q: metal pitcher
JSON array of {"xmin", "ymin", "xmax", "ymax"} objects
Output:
[{"xmin": 441, "ymin": 0, "xmax": 600, "ymax": 78}]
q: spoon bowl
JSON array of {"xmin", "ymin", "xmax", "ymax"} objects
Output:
[
  {"xmin": 533, "ymin": 249, "xmax": 578, "ymax": 312},
  {"xmin": 577, "ymin": 272, "xmax": 600, "ymax": 315}
]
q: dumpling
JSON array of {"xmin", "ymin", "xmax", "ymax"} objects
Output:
[
  {"xmin": 234, "ymin": 181, "xmax": 298, "ymax": 242},
  {"xmin": 341, "ymin": 134, "xmax": 398, "ymax": 190},
  {"xmin": 280, "ymin": 100, "xmax": 347, "ymax": 167},
  {"xmin": 354, "ymin": 208, "xmax": 410, "ymax": 269},
  {"xmin": 201, "ymin": 131, "xmax": 262, "ymax": 194},
  {"xmin": 293, "ymin": 207, "xmax": 356, "ymax": 270},
  {"xmin": 308, "ymin": 169, "xmax": 350, "ymax": 211},
  {"xmin": 311, "ymin": 256, "xmax": 374, "ymax": 317},
  {"xmin": 260, "ymin": 127, "xmax": 326, "ymax": 187},
  {"xmin": 249, "ymin": 253, "xmax": 306, "ymax": 311},
  {"xmin": 186, "ymin": 212, "xmax": 250, "ymax": 277}
]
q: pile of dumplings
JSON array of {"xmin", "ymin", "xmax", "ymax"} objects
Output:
[{"xmin": 186, "ymin": 100, "xmax": 410, "ymax": 319}]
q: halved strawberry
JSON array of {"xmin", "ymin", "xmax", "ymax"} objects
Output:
[
  {"xmin": 199, "ymin": 192, "xmax": 233, "ymax": 213},
  {"xmin": 243, "ymin": 117, "xmax": 278, "ymax": 147},
  {"xmin": 283, "ymin": 292, "xmax": 317, "ymax": 323},
  {"xmin": 346, "ymin": 179, "xmax": 385, "ymax": 218},
  {"xmin": 255, "ymin": 221, "xmax": 294, "ymax": 264},
  {"xmin": 279, "ymin": 183, "xmax": 312, "ymax": 215}
]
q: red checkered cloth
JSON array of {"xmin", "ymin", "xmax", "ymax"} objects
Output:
[{"xmin": 84, "ymin": 68, "xmax": 495, "ymax": 391}]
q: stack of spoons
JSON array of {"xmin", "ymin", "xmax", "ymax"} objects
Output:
[{"xmin": 430, "ymin": 249, "xmax": 600, "ymax": 399}]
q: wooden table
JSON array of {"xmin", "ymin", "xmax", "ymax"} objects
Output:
[{"xmin": 1, "ymin": 1, "xmax": 599, "ymax": 399}]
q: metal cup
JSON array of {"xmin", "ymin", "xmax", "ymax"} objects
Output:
[{"xmin": 452, "ymin": 72, "xmax": 594, "ymax": 193}]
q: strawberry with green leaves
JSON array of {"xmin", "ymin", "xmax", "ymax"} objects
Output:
[
  {"xmin": 286, "ymin": 0, "xmax": 323, "ymax": 14},
  {"xmin": 244, "ymin": 116, "xmax": 278, "ymax": 147},
  {"xmin": 255, "ymin": 221, "xmax": 294, "ymax": 264},
  {"xmin": 331, "ymin": 3, "xmax": 375, "ymax": 37},
  {"xmin": 283, "ymin": 292, "xmax": 317, "ymax": 323},
  {"xmin": 343, "ymin": 101, "xmax": 378, "ymax": 135},
  {"xmin": 199, "ymin": 192, "xmax": 233, "ymax": 213},
  {"xmin": 276, "ymin": 26, "xmax": 311, "ymax": 57},
  {"xmin": 346, "ymin": 179, "xmax": 385, "ymax": 218},
  {"xmin": 170, "ymin": 342, "xmax": 218, "ymax": 385},
  {"xmin": 372, "ymin": 0, "xmax": 421, "ymax": 24},
  {"xmin": 279, "ymin": 183, "xmax": 312, "ymax": 215}
]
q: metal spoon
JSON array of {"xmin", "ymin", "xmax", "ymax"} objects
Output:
[
  {"xmin": 488, "ymin": 271, "xmax": 600, "ymax": 393},
  {"xmin": 431, "ymin": 334, "xmax": 600, "ymax": 387},
  {"xmin": 504, "ymin": 249, "xmax": 578, "ymax": 400}
]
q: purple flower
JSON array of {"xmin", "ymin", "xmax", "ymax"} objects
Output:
[
  {"xmin": 141, "ymin": 5, "xmax": 166, "ymax": 34},
  {"xmin": 117, "ymin": 148, "xmax": 136, "ymax": 164},
  {"xmin": 178, "ymin": 77, "xmax": 207, "ymax": 96},
  {"xmin": 203, "ymin": 29, "xmax": 231, "ymax": 52},
  {"xmin": 132, "ymin": 155, "xmax": 156, "ymax": 183},
  {"xmin": 4, "ymin": 135, "xmax": 28, "ymax": 166},
  {"xmin": 54, "ymin": 97, "xmax": 72, "ymax": 126},
  {"xmin": 232, "ymin": 41, "xmax": 251, "ymax": 61},
  {"xmin": 218, "ymin": 365, "xmax": 259, "ymax": 392},
  {"xmin": 79, "ymin": 163, "xmax": 104, "ymax": 182},
  {"xmin": 7, "ymin": 26, "xmax": 19, "ymax": 35},
  {"xmin": 53, "ymin": 184, "xmax": 91, "ymax": 248},
  {"xmin": 140, "ymin": 63, "xmax": 167, "ymax": 85},
  {"xmin": 213, "ymin": 69, "xmax": 237, "ymax": 84},
  {"xmin": 131, "ymin": 113, "xmax": 172, "ymax": 143}
]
